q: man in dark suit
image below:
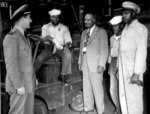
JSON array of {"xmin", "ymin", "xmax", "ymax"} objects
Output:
[
  {"xmin": 3, "ymin": 4, "xmax": 35, "ymax": 114},
  {"xmin": 78, "ymin": 11, "xmax": 108, "ymax": 114}
]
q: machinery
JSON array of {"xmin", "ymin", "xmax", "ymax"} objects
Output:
[{"xmin": 29, "ymin": 33, "xmax": 84, "ymax": 114}]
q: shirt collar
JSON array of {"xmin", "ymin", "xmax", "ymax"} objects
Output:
[
  {"xmin": 49, "ymin": 22, "xmax": 61, "ymax": 27},
  {"xmin": 125, "ymin": 19, "xmax": 138, "ymax": 29},
  {"xmin": 89, "ymin": 25, "xmax": 96, "ymax": 36},
  {"xmin": 14, "ymin": 26, "xmax": 24, "ymax": 35}
]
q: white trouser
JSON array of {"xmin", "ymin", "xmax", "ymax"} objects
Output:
[{"xmin": 81, "ymin": 53, "xmax": 104, "ymax": 114}]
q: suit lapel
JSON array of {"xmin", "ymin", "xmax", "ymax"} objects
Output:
[
  {"xmin": 81, "ymin": 26, "xmax": 98, "ymax": 48},
  {"xmin": 81, "ymin": 30, "xmax": 88, "ymax": 46},
  {"xmin": 15, "ymin": 28, "xmax": 31, "ymax": 55},
  {"xmin": 15, "ymin": 28, "xmax": 30, "ymax": 48},
  {"xmin": 87, "ymin": 26, "xmax": 98, "ymax": 45}
]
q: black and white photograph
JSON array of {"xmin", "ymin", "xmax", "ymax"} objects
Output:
[{"xmin": 0, "ymin": 0, "xmax": 150, "ymax": 114}]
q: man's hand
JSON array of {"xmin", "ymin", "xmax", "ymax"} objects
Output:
[
  {"xmin": 130, "ymin": 73, "xmax": 143, "ymax": 86},
  {"xmin": 17, "ymin": 86, "xmax": 25, "ymax": 95},
  {"xmin": 42, "ymin": 35, "xmax": 54, "ymax": 45},
  {"xmin": 64, "ymin": 42, "xmax": 71, "ymax": 48},
  {"xmin": 44, "ymin": 35, "xmax": 53, "ymax": 41},
  {"xmin": 97, "ymin": 66, "xmax": 104, "ymax": 74}
]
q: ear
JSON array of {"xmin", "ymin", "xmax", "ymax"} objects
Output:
[
  {"xmin": 93, "ymin": 18, "xmax": 96, "ymax": 23},
  {"xmin": 131, "ymin": 11, "xmax": 136, "ymax": 18}
]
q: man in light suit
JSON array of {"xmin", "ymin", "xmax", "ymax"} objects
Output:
[
  {"xmin": 3, "ymin": 4, "xmax": 35, "ymax": 114},
  {"xmin": 78, "ymin": 11, "xmax": 108, "ymax": 114}
]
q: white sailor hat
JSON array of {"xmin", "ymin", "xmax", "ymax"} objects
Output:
[
  {"xmin": 11, "ymin": 4, "xmax": 31, "ymax": 21},
  {"xmin": 48, "ymin": 9, "xmax": 61, "ymax": 16},
  {"xmin": 109, "ymin": 15, "xmax": 122, "ymax": 25},
  {"xmin": 122, "ymin": 1, "xmax": 140, "ymax": 14}
]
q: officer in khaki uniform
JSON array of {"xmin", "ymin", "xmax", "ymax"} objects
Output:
[{"xmin": 3, "ymin": 4, "xmax": 35, "ymax": 114}]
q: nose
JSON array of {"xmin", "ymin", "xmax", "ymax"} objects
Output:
[{"xmin": 30, "ymin": 18, "xmax": 32, "ymax": 23}]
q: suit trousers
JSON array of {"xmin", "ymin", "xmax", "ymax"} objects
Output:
[
  {"xmin": 8, "ymin": 92, "xmax": 34, "ymax": 114},
  {"xmin": 81, "ymin": 53, "xmax": 104, "ymax": 114}
]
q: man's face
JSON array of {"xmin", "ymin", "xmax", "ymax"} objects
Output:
[
  {"xmin": 84, "ymin": 14, "xmax": 95, "ymax": 28},
  {"xmin": 22, "ymin": 14, "xmax": 32, "ymax": 29},
  {"xmin": 50, "ymin": 15, "xmax": 59, "ymax": 25},
  {"xmin": 112, "ymin": 24, "xmax": 120, "ymax": 34},
  {"xmin": 122, "ymin": 10, "xmax": 133, "ymax": 23}
]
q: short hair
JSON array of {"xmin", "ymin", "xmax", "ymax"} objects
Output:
[{"xmin": 85, "ymin": 10, "xmax": 97, "ymax": 19}]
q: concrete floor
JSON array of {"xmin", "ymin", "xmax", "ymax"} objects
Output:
[
  {"xmin": 50, "ymin": 75, "xmax": 149, "ymax": 114},
  {"xmin": 50, "ymin": 76, "xmax": 116, "ymax": 114},
  {"xmin": 51, "ymin": 48, "xmax": 150, "ymax": 114}
]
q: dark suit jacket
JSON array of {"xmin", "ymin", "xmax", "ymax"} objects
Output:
[
  {"xmin": 3, "ymin": 27, "xmax": 35, "ymax": 93},
  {"xmin": 78, "ymin": 25, "xmax": 108, "ymax": 72}
]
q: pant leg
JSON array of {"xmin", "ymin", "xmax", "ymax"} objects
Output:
[
  {"xmin": 89, "ymin": 72, "xmax": 104, "ymax": 114},
  {"xmin": 56, "ymin": 48, "xmax": 72, "ymax": 75},
  {"xmin": 119, "ymin": 73, "xmax": 143, "ymax": 114},
  {"xmin": 25, "ymin": 92, "xmax": 34, "ymax": 114},
  {"xmin": 109, "ymin": 58, "xmax": 120, "ymax": 113},
  {"xmin": 110, "ymin": 71, "xmax": 118, "ymax": 105},
  {"xmin": 126, "ymin": 84, "xmax": 143, "ymax": 114},
  {"xmin": 82, "ymin": 54, "xmax": 94, "ymax": 111},
  {"xmin": 9, "ymin": 93, "xmax": 27, "ymax": 114},
  {"xmin": 110, "ymin": 73, "xmax": 121, "ymax": 113}
]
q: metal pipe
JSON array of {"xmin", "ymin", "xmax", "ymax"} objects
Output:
[
  {"xmin": 108, "ymin": 0, "xmax": 112, "ymax": 16},
  {"xmin": 71, "ymin": 5, "xmax": 83, "ymax": 33},
  {"xmin": 33, "ymin": 41, "xmax": 40, "ymax": 64},
  {"xmin": 9, "ymin": 5, "xmax": 12, "ymax": 19}
]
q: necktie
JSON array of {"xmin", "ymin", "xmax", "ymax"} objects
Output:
[{"xmin": 84, "ymin": 29, "xmax": 90, "ymax": 47}]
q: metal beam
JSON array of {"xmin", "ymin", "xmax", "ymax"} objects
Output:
[
  {"xmin": 0, "ymin": 7, "xmax": 2, "ymax": 85},
  {"xmin": 0, "ymin": 7, "xmax": 2, "ymax": 44}
]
